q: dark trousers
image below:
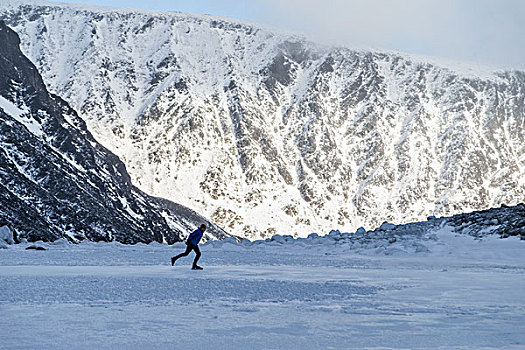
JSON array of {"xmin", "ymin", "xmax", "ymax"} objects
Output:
[{"xmin": 173, "ymin": 244, "xmax": 201, "ymax": 267}]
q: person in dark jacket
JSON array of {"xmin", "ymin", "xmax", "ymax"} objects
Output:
[{"xmin": 171, "ymin": 224, "xmax": 206, "ymax": 270}]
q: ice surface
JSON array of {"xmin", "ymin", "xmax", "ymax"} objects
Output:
[{"xmin": 0, "ymin": 228, "xmax": 524, "ymax": 349}]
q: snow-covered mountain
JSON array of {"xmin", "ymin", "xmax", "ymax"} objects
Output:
[
  {"xmin": 0, "ymin": 20, "xmax": 226, "ymax": 243},
  {"xmin": 1, "ymin": 1, "xmax": 524, "ymax": 239}
]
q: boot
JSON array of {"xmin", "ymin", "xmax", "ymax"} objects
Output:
[{"xmin": 192, "ymin": 265, "xmax": 203, "ymax": 270}]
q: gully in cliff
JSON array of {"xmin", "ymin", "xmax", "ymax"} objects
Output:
[{"xmin": 171, "ymin": 224, "xmax": 206, "ymax": 270}]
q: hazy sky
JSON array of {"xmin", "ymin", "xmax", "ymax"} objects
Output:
[{"xmin": 57, "ymin": 0, "xmax": 525, "ymax": 69}]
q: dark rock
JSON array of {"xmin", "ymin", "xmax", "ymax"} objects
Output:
[{"xmin": 26, "ymin": 245, "xmax": 46, "ymax": 250}]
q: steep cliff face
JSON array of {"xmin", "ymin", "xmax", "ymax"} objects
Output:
[
  {"xmin": 2, "ymin": 2, "xmax": 524, "ymax": 239},
  {"xmin": 0, "ymin": 20, "xmax": 226, "ymax": 243}
]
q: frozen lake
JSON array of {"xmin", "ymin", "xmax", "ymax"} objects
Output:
[{"xmin": 1, "ymin": 228, "xmax": 524, "ymax": 349}]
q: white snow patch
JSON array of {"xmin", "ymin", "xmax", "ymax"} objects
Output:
[
  {"xmin": 118, "ymin": 196, "xmax": 144, "ymax": 220},
  {"xmin": 0, "ymin": 96, "xmax": 43, "ymax": 137}
]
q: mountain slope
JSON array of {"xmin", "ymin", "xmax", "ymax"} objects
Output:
[
  {"xmin": 0, "ymin": 20, "xmax": 226, "ymax": 243},
  {"xmin": 1, "ymin": 1, "xmax": 524, "ymax": 239}
]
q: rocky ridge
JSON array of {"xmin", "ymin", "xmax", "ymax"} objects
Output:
[{"xmin": 260, "ymin": 203, "xmax": 525, "ymax": 255}]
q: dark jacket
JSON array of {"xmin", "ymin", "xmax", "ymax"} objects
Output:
[{"xmin": 186, "ymin": 228, "xmax": 204, "ymax": 246}]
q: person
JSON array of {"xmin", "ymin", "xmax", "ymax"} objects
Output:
[{"xmin": 171, "ymin": 224, "xmax": 206, "ymax": 270}]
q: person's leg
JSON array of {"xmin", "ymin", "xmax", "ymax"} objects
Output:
[
  {"xmin": 192, "ymin": 245, "xmax": 201, "ymax": 268},
  {"xmin": 171, "ymin": 245, "xmax": 192, "ymax": 265}
]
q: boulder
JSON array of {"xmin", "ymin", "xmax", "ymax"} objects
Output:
[
  {"xmin": 26, "ymin": 245, "xmax": 47, "ymax": 251},
  {"xmin": 0, "ymin": 226, "xmax": 14, "ymax": 244},
  {"xmin": 328, "ymin": 230, "xmax": 341, "ymax": 236},
  {"xmin": 356, "ymin": 227, "xmax": 367, "ymax": 235},
  {"xmin": 379, "ymin": 222, "xmax": 396, "ymax": 231}
]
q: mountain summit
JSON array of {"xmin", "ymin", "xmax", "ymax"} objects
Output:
[{"xmin": 1, "ymin": 1, "xmax": 524, "ymax": 239}]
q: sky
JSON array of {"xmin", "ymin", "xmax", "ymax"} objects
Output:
[{"xmin": 56, "ymin": 0, "xmax": 525, "ymax": 69}]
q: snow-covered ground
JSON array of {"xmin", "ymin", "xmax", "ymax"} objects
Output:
[{"xmin": 1, "ymin": 227, "xmax": 524, "ymax": 349}]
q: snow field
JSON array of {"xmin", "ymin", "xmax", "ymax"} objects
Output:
[{"xmin": 0, "ymin": 228, "xmax": 524, "ymax": 349}]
